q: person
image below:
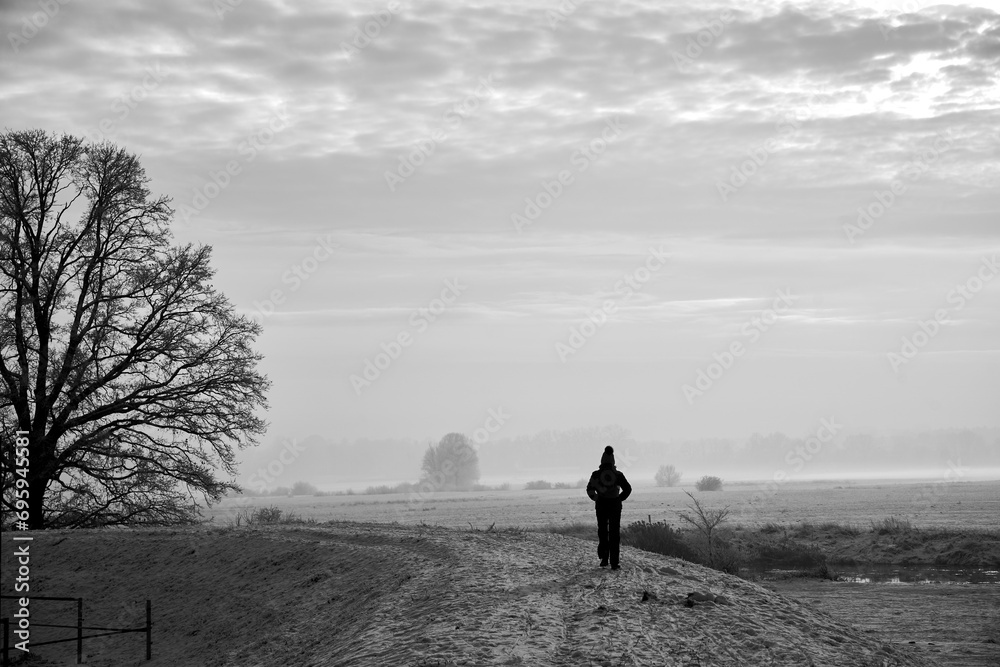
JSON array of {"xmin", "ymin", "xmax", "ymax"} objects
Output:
[{"xmin": 586, "ymin": 445, "xmax": 631, "ymax": 570}]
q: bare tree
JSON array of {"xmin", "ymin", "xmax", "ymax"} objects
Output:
[
  {"xmin": 421, "ymin": 432, "xmax": 479, "ymax": 491},
  {"xmin": 0, "ymin": 130, "xmax": 269, "ymax": 528},
  {"xmin": 677, "ymin": 490, "xmax": 732, "ymax": 569},
  {"xmin": 654, "ymin": 464, "xmax": 681, "ymax": 487}
]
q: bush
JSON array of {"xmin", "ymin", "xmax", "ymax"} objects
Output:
[
  {"xmin": 256, "ymin": 506, "xmax": 283, "ymax": 523},
  {"xmin": 751, "ymin": 537, "xmax": 827, "ymax": 568},
  {"xmin": 291, "ymin": 481, "xmax": 318, "ymax": 496},
  {"xmin": 655, "ymin": 464, "xmax": 682, "ymax": 487},
  {"xmin": 760, "ymin": 521, "xmax": 785, "ymax": 535},
  {"xmin": 792, "ymin": 521, "xmax": 862, "ymax": 538},
  {"xmin": 524, "ymin": 480, "xmax": 553, "ymax": 490},
  {"xmin": 621, "ymin": 520, "xmax": 699, "ymax": 563},
  {"xmin": 543, "ymin": 521, "xmax": 593, "ymax": 540},
  {"xmin": 870, "ymin": 516, "xmax": 912, "ymax": 535},
  {"xmin": 694, "ymin": 475, "xmax": 723, "ymax": 491}
]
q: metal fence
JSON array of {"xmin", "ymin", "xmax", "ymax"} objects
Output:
[{"xmin": 0, "ymin": 595, "xmax": 150, "ymax": 665}]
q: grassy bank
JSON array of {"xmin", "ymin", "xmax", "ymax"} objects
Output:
[{"xmin": 543, "ymin": 517, "xmax": 1000, "ymax": 578}]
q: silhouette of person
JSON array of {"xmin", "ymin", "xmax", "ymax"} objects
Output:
[{"xmin": 586, "ymin": 445, "xmax": 631, "ymax": 570}]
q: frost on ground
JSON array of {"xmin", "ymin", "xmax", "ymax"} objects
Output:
[{"xmin": 0, "ymin": 522, "xmax": 939, "ymax": 667}]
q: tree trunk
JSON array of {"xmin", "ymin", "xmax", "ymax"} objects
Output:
[
  {"xmin": 26, "ymin": 433, "xmax": 52, "ymax": 529},
  {"xmin": 27, "ymin": 474, "xmax": 47, "ymax": 529}
]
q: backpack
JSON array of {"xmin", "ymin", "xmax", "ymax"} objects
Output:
[{"xmin": 592, "ymin": 468, "xmax": 620, "ymax": 500}]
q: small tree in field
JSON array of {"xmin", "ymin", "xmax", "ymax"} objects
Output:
[
  {"xmin": 695, "ymin": 475, "xmax": 723, "ymax": 491},
  {"xmin": 655, "ymin": 464, "xmax": 681, "ymax": 487},
  {"xmin": 678, "ymin": 491, "xmax": 732, "ymax": 569},
  {"xmin": 420, "ymin": 433, "xmax": 479, "ymax": 491}
]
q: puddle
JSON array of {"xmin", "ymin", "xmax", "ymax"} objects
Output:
[
  {"xmin": 831, "ymin": 564, "xmax": 999, "ymax": 584},
  {"xmin": 760, "ymin": 564, "xmax": 999, "ymax": 584}
]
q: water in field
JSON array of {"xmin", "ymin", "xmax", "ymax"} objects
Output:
[
  {"xmin": 762, "ymin": 564, "xmax": 1000, "ymax": 584},
  {"xmin": 833, "ymin": 564, "xmax": 1000, "ymax": 584}
]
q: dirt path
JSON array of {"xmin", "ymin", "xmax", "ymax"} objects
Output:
[{"xmin": 322, "ymin": 524, "xmax": 936, "ymax": 666}]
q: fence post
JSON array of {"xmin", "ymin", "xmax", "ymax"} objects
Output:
[
  {"xmin": 77, "ymin": 598, "xmax": 83, "ymax": 664},
  {"xmin": 145, "ymin": 600, "xmax": 151, "ymax": 660}
]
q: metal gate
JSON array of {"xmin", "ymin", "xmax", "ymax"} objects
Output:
[{"xmin": 0, "ymin": 595, "xmax": 150, "ymax": 665}]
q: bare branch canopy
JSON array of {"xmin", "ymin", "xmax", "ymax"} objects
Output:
[{"xmin": 0, "ymin": 129, "xmax": 270, "ymax": 528}]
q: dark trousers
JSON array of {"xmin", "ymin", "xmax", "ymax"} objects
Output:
[{"xmin": 595, "ymin": 501, "xmax": 622, "ymax": 566}]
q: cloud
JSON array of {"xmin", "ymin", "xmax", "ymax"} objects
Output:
[{"xmin": 3, "ymin": 0, "xmax": 999, "ymax": 438}]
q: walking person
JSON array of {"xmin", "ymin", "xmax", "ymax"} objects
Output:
[{"xmin": 586, "ymin": 446, "xmax": 631, "ymax": 570}]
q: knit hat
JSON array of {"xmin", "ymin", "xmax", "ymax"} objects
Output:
[{"xmin": 600, "ymin": 445, "xmax": 615, "ymax": 468}]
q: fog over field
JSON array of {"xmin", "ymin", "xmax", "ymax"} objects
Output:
[
  {"xmin": 5, "ymin": 0, "xmax": 998, "ymax": 495},
  {"xmin": 238, "ymin": 425, "xmax": 1000, "ymax": 492}
]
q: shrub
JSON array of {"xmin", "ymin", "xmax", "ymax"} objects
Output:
[
  {"xmin": 694, "ymin": 475, "xmax": 723, "ymax": 491},
  {"xmin": 678, "ymin": 491, "xmax": 732, "ymax": 569},
  {"xmin": 760, "ymin": 521, "xmax": 785, "ymax": 535},
  {"xmin": 793, "ymin": 521, "xmax": 862, "ymax": 538},
  {"xmin": 655, "ymin": 464, "xmax": 682, "ymax": 487},
  {"xmin": 621, "ymin": 520, "xmax": 699, "ymax": 563},
  {"xmin": 256, "ymin": 505, "xmax": 283, "ymax": 523},
  {"xmin": 752, "ymin": 538, "xmax": 827, "ymax": 568},
  {"xmin": 870, "ymin": 516, "xmax": 912, "ymax": 535},
  {"xmin": 291, "ymin": 481, "xmax": 318, "ymax": 496},
  {"xmin": 543, "ymin": 522, "xmax": 594, "ymax": 540},
  {"xmin": 524, "ymin": 480, "xmax": 553, "ymax": 490}
]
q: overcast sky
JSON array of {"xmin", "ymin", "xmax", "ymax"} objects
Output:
[{"xmin": 3, "ymin": 0, "xmax": 998, "ymax": 443}]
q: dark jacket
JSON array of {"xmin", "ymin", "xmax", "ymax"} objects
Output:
[{"xmin": 587, "ymin": 466, "xmax": 631, "ymax": 504}]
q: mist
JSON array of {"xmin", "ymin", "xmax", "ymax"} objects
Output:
[{"xmin": 236, "ymin": 425, "xmax": 1000, "ymax": 494}]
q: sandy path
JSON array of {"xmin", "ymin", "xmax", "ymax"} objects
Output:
[{"xmin": 316, "ymin": 524, "xmax": 937, "ymax": 666}]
